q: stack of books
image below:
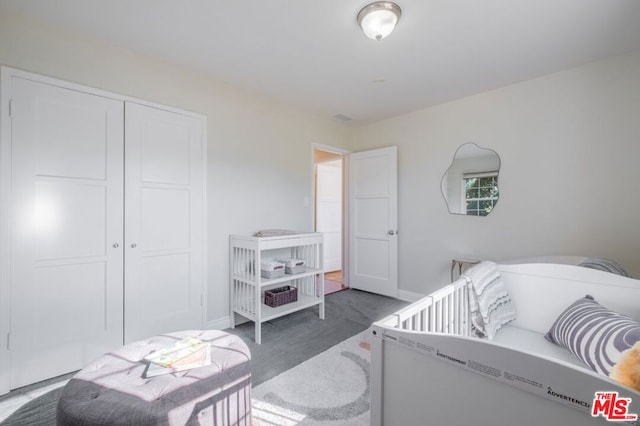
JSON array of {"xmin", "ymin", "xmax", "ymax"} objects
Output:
[{"xmin": 143, "ymin": 337, "xmax": 211, "ymax": 378}]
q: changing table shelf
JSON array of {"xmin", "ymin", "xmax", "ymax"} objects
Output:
[
  {"xmin": 229, "ymin": 233, "xmax": 325, "ymax": 344},
  {"xmin": 256, "ymin": 268, "xmax": 323, "ymax": 287},
  {"xmin": 261, "ymin": 294, "xmax": 321, "ymax": 322}
]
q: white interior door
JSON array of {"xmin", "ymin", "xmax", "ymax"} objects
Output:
[
  {"xmin": 124, "ymin": 102, "xmax": 204, "ymax": 343},
  {"xmin": 348, "ymin": 146, "xmax": 398, "ymax": 297},
  {"xmin": 9, "ymin": 77, "xmax": 124, "ymax": 388},
  {"xmin": 316, "ymin": 160, "xmax": 342, "ymax": 272}
]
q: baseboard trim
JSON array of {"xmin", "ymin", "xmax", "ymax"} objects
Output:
[
  {"xmin": 207, "ymin": 316, "xmax": 230, "ymax": 330},
  {"xmin": 397, "ymin": 289, "xmax": 424, "ymax": 302}
]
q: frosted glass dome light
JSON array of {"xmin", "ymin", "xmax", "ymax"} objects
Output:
[{"xmin": 357, "ymin": 2, "xmax": 402, "ymax": 41}]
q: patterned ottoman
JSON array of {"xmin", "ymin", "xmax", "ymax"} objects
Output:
[{"xmin": 56, "ymin": 330, "xmax": 251, "ymax": 425}]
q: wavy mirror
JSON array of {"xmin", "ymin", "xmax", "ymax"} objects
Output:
[{"xmin": 441, "ymin": 143, "xmax": 500, "ymax": 216}]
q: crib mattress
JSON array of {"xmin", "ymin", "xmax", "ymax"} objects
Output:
[{"xmin": 492, "ymin": 325, "xmax": 584, "ymax": 368}]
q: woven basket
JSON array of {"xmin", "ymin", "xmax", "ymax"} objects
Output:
[{"xmin": 264, "ymin": 286, "xmax": 298, "ymax": 308}]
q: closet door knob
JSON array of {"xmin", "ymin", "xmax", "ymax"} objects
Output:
[
  {"xmin": 388, "ymin": 230, "xmax": 395, "ymax": 235},
  {"xmin": 112, "ymin": 243, "xmax": 119, "ymax": 248},
  {"xmin": 131, "ymin": 243, "xmax": 137, "ymax": 248}
]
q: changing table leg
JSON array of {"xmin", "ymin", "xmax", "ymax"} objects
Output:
[{"xmin": 255, "ymin": 321, "xmax": 261, "ymax": 345}]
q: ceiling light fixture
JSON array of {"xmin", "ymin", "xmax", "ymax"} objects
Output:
[{"xmin": 357, "ymin": 1, "xmax": 402, "ymax": 41}]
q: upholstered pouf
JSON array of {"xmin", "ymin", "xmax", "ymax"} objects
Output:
[{"xmin": 57, "ymin": 330, "xmax": 251, "ymax": 426}]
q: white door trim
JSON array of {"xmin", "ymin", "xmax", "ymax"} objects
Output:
[
  {"xmin": 200, "ymin": 120, "xmax": 208, "ymax": 330},
  {"xmin": 0, "ymin": 67, "xmax": 206, "ymax": 119},
  {"xmin": 0, "ymin": 66, "xmax": 208, "ymax": 395},
  {"xmin": 0, "ymin": 66, "xmax": 14, "ymax": 395},
  {"xmin": 311, "ymin": 143, "xmax": 351, "ymax": 286},
  {"xmin": 312, "ymin": 143, "xmax": 350, "ymax": 155}
]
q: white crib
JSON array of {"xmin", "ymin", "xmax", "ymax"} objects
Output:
[{"xmin": 371, "ymin": 263, "xmax": 640, "ymax": 426}]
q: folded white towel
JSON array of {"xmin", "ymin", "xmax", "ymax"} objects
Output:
[
  {"xmin": 463, "ymin": 261, "xmax": 516, "ymax": 340},
  {"xmin": 254, "ymin": 229, "xmax": 297, "ymax": 237}
]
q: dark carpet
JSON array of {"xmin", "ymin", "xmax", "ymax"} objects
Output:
[
  {"xmin": 226, "ymin": 289, "xmax": 409, "ymax": 386},
  {"xmin": 0, "ymin": 289, "xmax": 407, "ymax": 425}
]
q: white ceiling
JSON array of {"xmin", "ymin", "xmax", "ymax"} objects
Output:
[{"xmin": 3, "ymin": 0, "xmax": 640, "ymax": 124}]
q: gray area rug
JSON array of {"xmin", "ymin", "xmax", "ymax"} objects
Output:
[
  {"xmin": 0, "ymin": 289, "xmax": 407, "ymax": 425},
  {"xmin": 252, "ymin": 330, "xmax": 372, "ymax": 425}
]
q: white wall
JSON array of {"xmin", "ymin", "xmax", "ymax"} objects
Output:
[
  {"xmin": 352, "ymin": 51, "xmax": 640, "ymax": 294},
  {"xmin": 0, "ymin": 10, "xmax": 350, "ymax": 326}
]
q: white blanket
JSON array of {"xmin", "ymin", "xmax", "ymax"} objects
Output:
[{"xmin": 463, "ymin": 261, "xmax": 517, "ymax": 340}]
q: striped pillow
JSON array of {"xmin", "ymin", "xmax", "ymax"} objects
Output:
[
  {"xmin": 579, "ymin": 257, "xmax": 631, "ymax": 278},
  {"xmin": 545, "ymin": 295, "xmax": 640, "ymax": 376}
]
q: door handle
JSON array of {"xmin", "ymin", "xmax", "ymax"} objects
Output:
[{"xmin": 388, "ymin": 230, "xmax": 395, "ymax": 235}]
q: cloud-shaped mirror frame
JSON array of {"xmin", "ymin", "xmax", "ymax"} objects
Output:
[{"xmin": 441, "ymin": 142, "xmax": 501, "ymax": 216}]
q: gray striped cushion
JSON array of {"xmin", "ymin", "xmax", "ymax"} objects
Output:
[
  {"xmin": 545, "ymin": 295, "xmax": 640, "ymax": 375},
  {"xmin": 579, "ymin": 257, "xmax": 632, "ymax": 278}
]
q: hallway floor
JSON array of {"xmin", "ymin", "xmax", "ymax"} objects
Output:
[{"xmin": 324, "ymin": 270, "xmax": 347, "ymax": 295}]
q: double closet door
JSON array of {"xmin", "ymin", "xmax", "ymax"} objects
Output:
[{"xmin": 7, "ymin": 73, "xmax": 205, "ymax": 389}]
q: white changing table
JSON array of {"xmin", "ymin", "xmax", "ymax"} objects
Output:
[{"xmin": 229, "ymin": 233, "xmax": 325, "ymax": 344}]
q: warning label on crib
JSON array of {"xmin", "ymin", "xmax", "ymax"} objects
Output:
[
  {"xmin": 503, "ymin": 371, "xmax": 542, "ymax": 389},
  {"xmin": 468, "ymin": 360, "xmax": 501, "ymax": 378}
]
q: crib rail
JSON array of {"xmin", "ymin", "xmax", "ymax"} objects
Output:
[{"xmin": 380, "ymin": 278, "xmax": 470, "ymax": 336}]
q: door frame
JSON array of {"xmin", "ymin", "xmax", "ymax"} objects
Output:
[
  {"xmin": 0, "ymin": 66, "xmax": 208, "ymax": 395},
  {"xmin": 0, "ymin": 66, "xmax": 13, "ymax": 395},
  {"xmin": 311, "ymin": 143, "xmax": 350, "ymax": 287}
]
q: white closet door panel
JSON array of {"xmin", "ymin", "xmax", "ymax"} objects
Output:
[
  {"xmin": 140, "ymin": 254, "xmax": 191, "ymax": 318},
  {"xmin": 34, "ymin": 97, "xmax": 108, "ymax": 180},
  {"xmin": 9, "ymin": 77, "xmax": 124, "ymax": 388},
  {"xmin": 140, "ymin": 188, "xmax": 190, "ymax": 251},
  {"xmin": 140, "ymin": 119, "xmax": 191, "ymax": 184},
  {"xmin": 34, "ymin": 181, "xmax": 107, "ymax": 260},
  {"xmin": 125, "ymin": 102, "xmax": 204, "ymax": 343},
  {"xmin": 33, "ymin": 262, "xmax": 107, "ymax": 347}
]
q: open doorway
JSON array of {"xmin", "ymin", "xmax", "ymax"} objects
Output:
[{"xmin": 314, "ymin": 148, "xmax": 347, "ymax": 295}]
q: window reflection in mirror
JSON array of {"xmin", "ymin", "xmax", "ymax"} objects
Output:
[{"xmin": 441, "ymin": 143, "xmax": 500, "ymax": 216}]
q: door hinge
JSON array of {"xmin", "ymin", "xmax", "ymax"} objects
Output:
[
  {"xmin": 200, "ymin": 294, "xmax": 204, "ymax": 307},
  {"xmin": 6, "ymin": 332, "xmax": 10, "ymax": 350},
  {"xmin": 8, "ymin": 99, "xmax": 13, "ymax": 118}
]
